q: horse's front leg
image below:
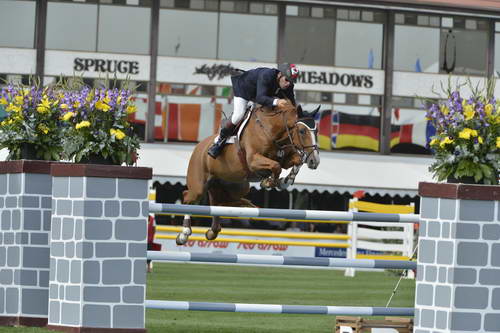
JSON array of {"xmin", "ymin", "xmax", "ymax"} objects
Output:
[
  {"xmin": 278, "ymin": 164, "xmax": 302, "ymax": 190},
  {"xmin": 248, "ymin": 153, "xmax": 282, "ymax": 189},
  {"xmin": 176, "ymin": 214, "xmax": 193, "ymax": 245}
]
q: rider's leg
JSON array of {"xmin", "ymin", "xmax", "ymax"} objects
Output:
[{"xmin": 208, "ymin": 97, "xmax": 248, "ymax": 158}]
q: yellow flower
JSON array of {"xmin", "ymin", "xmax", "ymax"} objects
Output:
[
  {"xmin": 37, "ymin": 97, "xmax": 51, "ymax": 113},
  {"xmin": 38, "ymin": 124, "xmax": 49, "ymax": 134},
  {"xmin": 75, "ymin": 121, "xmax": 91, "ymax": 129},
  {"xmin": 440, "ymin": 105, "xmax": 449, "ymax": 115},
  {"xmin": 439, "ymin": 137, "xmax": 453, "ymax": 148},
  {"xmin": 110, "ymin": 128, "xmax": 126, "ymax": 140},
  {"xmin": 73, "ymin": 101, "xmax": 80, "ymax": 109},
  {"xmin": 117, "ymin": 96, "xmax": 122, "ymax": 104},
  {"xmin": 14, "ymin": 95, "xmax": 24, "ymax": 105},
  {"xmin": 60, "ymin": 104, "xmax": 69, "ymax": 110},
  {"xmin": 126, "ymin": 105, "xmax": 137, "ymax": 114},
  {"xmin": 458, "ymin": 128, "xmax": 478, "ymax": 140},
  {"xmin": 477, "ymin": 136, "xmax": 483, "ymax": 144},
  {"xmin": 429, "ymin": 138, "xmax": 439, "ymax": 146},
  {"xmin": 6, "ymin": 103, "xmax": 21, "ymax": 113},
  {"xmin": 0, "ymin": 97, "xmax": 8, "ymax": 105},
  {"xmin": 497, "ymin": 137, "xmax": 500, "ymax": 148},
  {"xmin": 463, "ymin": 105, "xmax": 475, "ymax": 120},
  {"xmin": 95, "ymin": 100, "xmax": 111, "ymax": 112},
  {"xmin": 485, "ymin": 104, "xmax": 494, "ymax": 117},
  {"xmin": 103, "ymin": 96, "xmax": 111, "ymax": 104},
  {"xmin": 61, "ymin": 112, "xmax": 74, "ymax": 121}
]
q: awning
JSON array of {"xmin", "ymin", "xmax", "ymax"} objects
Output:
[{"xmin": 137, "ymin": 143, "xmax": 435, "ymax": 198}]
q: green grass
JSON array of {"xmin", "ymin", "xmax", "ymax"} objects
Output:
[
  {"xmin": 0, "ymin": 263, "xmax": 415, "ymax": 333},
  {"xmin": 145, "ymin": 263, "xmax": 414, "ymax": 333}
]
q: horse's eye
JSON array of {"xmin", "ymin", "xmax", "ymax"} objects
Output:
[{"xmin": 299, "ymin": 129, "xmax": 306, "ymax": 135}]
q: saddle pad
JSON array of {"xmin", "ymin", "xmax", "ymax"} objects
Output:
[{"xmin": 214, "ymin": 109, "xmax": 252, "ymax": 144}]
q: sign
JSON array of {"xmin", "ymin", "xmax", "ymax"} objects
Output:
[
  {"xmin": 0, "ymin": 48, "xmax": 36, "ymax": 75},
  {"xmin": 157, "ymin": 56, "xmax": 385, "ymax": 95},
  {"xmin": 393, "ymin": 71, "xmax": 500, "ymax": 98},
  {"xmin": 44, "ymin": 50, "xmax": 150, "ymax": 81},
  {"xmin": 315, "ymin": 247, "xmax": 383, "ymax": 258}
]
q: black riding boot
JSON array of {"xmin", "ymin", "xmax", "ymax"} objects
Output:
[{"xmin": 208, "ymin": 122, "xmax": 236, "ymax": 159}]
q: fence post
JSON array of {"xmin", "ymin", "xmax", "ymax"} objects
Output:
[
  {"xmin": 414, "ymin": 182, "xmax": 500, "ymax": 332},
  {"xmin": 0, "ymin": 161, "xmax": 53, "ymax": 327},
  {"xmin": 47, "ymin": 164, "xmax": 152, "ymax": 332}
]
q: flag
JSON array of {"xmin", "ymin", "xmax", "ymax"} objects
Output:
[
  {"xmin": 415, "ymin": 58, "xmax": 422, "ymax": 72},
  {"xmin": 368, "ymin": 49, "xmax": 374, "ymax": 69}
]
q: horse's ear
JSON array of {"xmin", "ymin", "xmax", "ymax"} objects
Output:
[
  {"xmin": 309, "ymin": 105, "xmax": 321, "ymax": 118},
  {"xmin": 296, "ymin": 104, "xmax": 303, "ymax": 117}
]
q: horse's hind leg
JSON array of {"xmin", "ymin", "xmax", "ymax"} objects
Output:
[{"xmin": 205, "ymin": 188, "xmax": 222, "ymax": 241}]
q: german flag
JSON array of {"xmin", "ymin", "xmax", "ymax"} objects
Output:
[{"xmin": 318, "ymin": 110, "xmax": 381, "ymax": 152}]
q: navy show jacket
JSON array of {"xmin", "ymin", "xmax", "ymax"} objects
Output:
[{"xmin": 231, "ymin": 67, "xmax": 296, "ymax": 108}]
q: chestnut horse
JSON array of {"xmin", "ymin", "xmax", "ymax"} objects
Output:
[{"xmin": 176, "ymin": 101, "xmax": 319, "ymax": 244}]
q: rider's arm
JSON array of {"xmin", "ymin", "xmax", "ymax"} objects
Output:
[
  {"xmin": 255, "ymin": 71, "xmax": 277, "ymax": 108},
  {"xmin": 283, "ymin": 84, "xmax": 296, "ymax": 106}
]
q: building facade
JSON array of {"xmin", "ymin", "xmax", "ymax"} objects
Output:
[{"xmin": 0, "ymin": 0, "xmax": 499, "ymax": 202}]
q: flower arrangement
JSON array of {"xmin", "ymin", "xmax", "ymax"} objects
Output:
[
  {"xmin": 426, "ymin": 81, "xmax": 500, "ymax": 185},
  {"xmin": 0, "ymin": 83, "xmax": 65, "ymax": 160},
  {"xmin": 0, "ymin": 79, "xmax": 141, "ymax": 165},
  {"xmin": 59, "ymin": 82, "xmax": 140, "ymax": 165}
]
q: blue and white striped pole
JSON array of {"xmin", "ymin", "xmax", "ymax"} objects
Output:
[
  {"xmin": 145, "ymin": 300, "xmax": 414, "ymax": 316},
  {"xmin": 147, "ymin": 251, "xmax": 416, "ymax": 270},
  {"xmin": 149, "ymin": 202, "xmax": 420, "ymax": 223}
]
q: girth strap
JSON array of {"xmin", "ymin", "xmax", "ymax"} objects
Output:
[{"xmin": 235, "ymin": 136, "xmax": 252, "ymax": 177}]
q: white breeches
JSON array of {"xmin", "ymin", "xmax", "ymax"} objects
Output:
[{"xmin": 231, "ymin": 97, "xmax": 249, "ymax": 125}]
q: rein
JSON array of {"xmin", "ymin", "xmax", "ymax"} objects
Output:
[{"xmin": 253, "ymin": 107, "xmax": 317, "ymax": 164}]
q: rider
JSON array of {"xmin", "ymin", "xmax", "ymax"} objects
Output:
[{"xmin": 207, "ymin": 63, "xmax": 299, "ymax": 159}]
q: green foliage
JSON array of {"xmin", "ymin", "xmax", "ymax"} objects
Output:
[
  {"xmin": 0, "ymin": 80, "xmax": 65, "ymax": 160},
  {"xmin": 426, "ymin": 79, "xmax": 500, "ymax": 185},
  {"xmin": 56, "ymin": 78, "xmax": 141, "ymax": 165}
]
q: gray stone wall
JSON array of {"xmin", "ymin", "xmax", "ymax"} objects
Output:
[
  {"xmin": 0, "ymin": 172, "xmax": 52, "ymax": 323},
  {"xmin": 48, "ymin": 175, "xmax": 149, "ymax": 330},
  {"xmin": 414, "ymin": 196, "xmax": 500, "ymax": 332}
]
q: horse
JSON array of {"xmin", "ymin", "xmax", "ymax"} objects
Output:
[{"xmin": 176, "ymin": 100, "xmax": 319, "ymax": 245}]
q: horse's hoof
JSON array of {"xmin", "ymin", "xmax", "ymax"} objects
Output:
[
  {"xmin": 176, "ymin": 233, "xmax": 188, "ymax": 245},
  {"xmin": 205, "ymin": 229, "xmax": 219, "ymax": 240},
  {"xmin": 182, "ymin": 227, "xmax": 192, "ymax": 236},
  {"xmin": 260, "ymin": 178, "xmax": 274, "ymax": 189},
  {"xmin": 277, "ymin": 177, "xmax": 290, "ymax": 190}
]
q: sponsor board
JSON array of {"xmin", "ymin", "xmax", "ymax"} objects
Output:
[
  {"xmin": 315, "ymin": 247, "xmax": 383, "ymax": 258},
  {"xmin": 157, "ymin": 238, "xmax": 316, "ymax": 257}
]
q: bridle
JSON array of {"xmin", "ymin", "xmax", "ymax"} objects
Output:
[
  {"xmin": 293, "ymin": 120, "xmax": 318, "ymax": 164},
  {"xmin": 254, "ymin": 106, "xmax": 318, "ymax": 163}
]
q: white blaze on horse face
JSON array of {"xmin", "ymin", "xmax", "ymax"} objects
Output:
[
  {"xmin": 298, "ymin": 122, "xmax": 320, "ymax": 170},
  {"xmin": 307, "ymin": 128, "xmax": 320, "ymax": 169}
]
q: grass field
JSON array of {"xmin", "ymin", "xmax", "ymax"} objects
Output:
[{"xmin": 0, "ymin": 262, "xmax": 415, "ymax": 333}]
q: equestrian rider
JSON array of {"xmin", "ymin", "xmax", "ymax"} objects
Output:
[{"xmin": 207, "ymin": 63, "xmax": 299, "ymax": 159}]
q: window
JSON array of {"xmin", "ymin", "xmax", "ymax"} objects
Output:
[
  {"xmin": 283, "ymin": 16, "xmax": 335, "ymax": 66},
  {"xmin": 335, "ymin": 21, "xmax": 383, "ymax": 69},
  {"xmin": 98, "ymin": 5, "xmax": 150, "ymax": 54},
  {"xmin": 46, "ymin": 2, "xmax": 98, "ymax": 52},
  {"xmin": 0, "ymin": 0, "xmax": 36, "ymax": 48},
  {"xmin": 159, "ymin": 9, "xmax": 218, "ymax": 58},
  {"xmin": 495, "ymin": 22, "xmax": 500, "ymax": 76},
  {"xmin": 218, "ymin": 13, "xmax": 277, "ymax": 62},
  {"xmin": 394, "ymin": 25, "xmax": 439, "ymax": 72},
  {"xmin": 440, "ymin": 26, "xmax": 488, "ymax": 75}
]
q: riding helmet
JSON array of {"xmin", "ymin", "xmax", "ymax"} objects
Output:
[{"xmin": 278, "ymin": 63, "xmax": 299, "ymax": 83}]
